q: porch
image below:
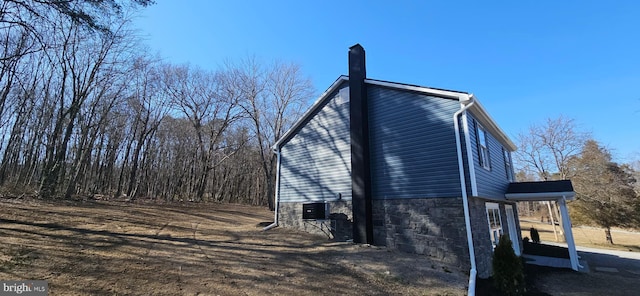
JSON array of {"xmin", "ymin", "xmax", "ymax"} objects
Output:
[
  {"xmin": 506, "ymin": 180, "xmax": 584, "ymax": 272},
  {"xmin": 521, "ymin": 241, "xmax": 589, "ymax": 271}
]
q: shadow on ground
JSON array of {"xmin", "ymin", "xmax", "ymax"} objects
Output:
[{"xmin": 0, "ymin": 198, "xmax": 467, "ymax": 295}]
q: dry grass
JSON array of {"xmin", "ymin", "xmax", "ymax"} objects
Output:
[
  {"xmin": 520, "ymin": 220, "xmax": 640, "ymax": 252},
  {"xmin": 0, "ymin": 198, "xmax": 467, "ymax": 296}
]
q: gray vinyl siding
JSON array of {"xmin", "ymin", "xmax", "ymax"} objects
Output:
[
  {"xmin": 458, "ymin": 115, "xmax": 474, "ymax": 195},
  {"xmin": 368, "ymin": 85, "xmax": 462, "ymax": 199},
  {"xmin": 278, "ymin": 83, "xmax": 352, "ymax": 202},
  {"xmin": 467, "ymin": 113, "xmax": 511, "ymax": 199}
]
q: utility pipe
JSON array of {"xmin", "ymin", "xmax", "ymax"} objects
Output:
[
  {"xmin": 453, "ymin": 95, "xmax": 477, "ymax": 296},
  {"xmin": 263, "ymin": 146, "xmax": 282, "ymax": 231}
]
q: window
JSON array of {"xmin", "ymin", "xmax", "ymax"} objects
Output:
[
  {"xmin": 503, "ymin": 148, "xmax": 513, "ymax": 181},
  {"xmin": 476, "ymin": 124, "xmax": 490, "ymax": 169},
  {"xmin": 486, "ymin": 203, "xmax": 503, "ymax": 249},
  {"xmin": 505, "ymin": 205, "xmax": 521, "ymax": 255}
]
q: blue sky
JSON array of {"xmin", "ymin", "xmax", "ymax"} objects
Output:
[{"xmin": 133, "ymin": 1, "xmax": 640, "ymax": 162}]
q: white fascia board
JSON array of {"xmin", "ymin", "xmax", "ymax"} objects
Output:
[
  {"xmin": 466, "ymin": 95, "xmax": 517, "ymax": 151},
  {"xmin": 505, "ymin": 191, "xmax": 576, "ymax": 201},
  {"xmin": 272, "ymin": 76, "xmax": 349, "ymax": 149},
  {"xmin": 365, "ymin": 79, "xmax": 466, "ymax": 99}
]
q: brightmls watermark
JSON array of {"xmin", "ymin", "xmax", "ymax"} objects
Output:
[{"xmin": 0, "ymin": 281, "xmax": 47, "ymax": 296}]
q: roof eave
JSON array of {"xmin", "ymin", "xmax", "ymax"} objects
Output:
[
  {"xmin": 466, "ymin": 95, "xmax": 517, "ymax": 151},
  {"xmin": 273, "ymin": 76, "xmax": 518, "ymax": 153},
  {"xmin": 364, "ymin": 79, "xmax": 523, "ymax": 150},
  {"xmin": 272, "ymin": 76, "xmax": 349, "ymax": 150},
  {"xmin": 364, "ymin": 79, "xmax": 466, "ymax": 99}
]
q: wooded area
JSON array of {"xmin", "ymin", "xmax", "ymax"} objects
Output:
[
  {"xmin": 0, "ymin": 1, "xmax": 313, "ymax": 206},
  {"xmin": 1, "ymin": 2, "xmax": 638, "ymax": 231}
]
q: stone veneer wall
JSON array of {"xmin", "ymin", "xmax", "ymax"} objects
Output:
[
  {"xmin": 278, "ymin": 197, "xmax": 510, "ymax": 278},
  {"xmin": 467, "ymin": 196, "xmax": 495, "ymax": 278},
  {"xmin": 467, "ymin": 197, "xmax": 522, "ymax": 278},
  {"xmin": 278, "ymin": 200, "xmax": 353, "ymax": 241},
  {"xmin": 371, "ymin": 198, "xmax": 470, "ymax": 270}
]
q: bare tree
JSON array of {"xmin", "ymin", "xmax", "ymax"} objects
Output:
[
  {"xmin": 116, "ymin": 56, "xmax": 168, "ymax": 199},
  {"xmin": 0, "ymin": 2, "xmax": 313, "ymax": 206},
  {"xmin": 163, "ymin": 64, "xmax": 243, "ymax": 202},
  {"xmin": 234, "ymin": 58, "xmax": 313, "ymax": 209},
  {"xmin": 514, "ymin": 116, "xmax": 590, "ymax": 241},
  {"xmin": 629, "ymin": 159, "xmax": 640, "ymax": 196},
  {"xmin": 39, "ymin": 15, "xmax": 136, "ymax": 198},
  {"xmin": 0, "ymin": 0, "xmax": 154, "ymax": 37},
  {"xmin": 515, "ymin": 116, "xmax": 589, "ymax": 181}
]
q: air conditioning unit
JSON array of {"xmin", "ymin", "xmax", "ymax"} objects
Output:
[{"xmin": 302, "ymin": 202, "xmax": 329, "ymax": 220}]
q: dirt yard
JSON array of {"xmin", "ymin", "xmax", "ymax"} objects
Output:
[{"xmin": 0, "ymin": 198, "xmax": 468, "ymax": 295}]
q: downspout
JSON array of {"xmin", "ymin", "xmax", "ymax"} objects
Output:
[
  {"xmin": 453, "ymin": 95, "xmax": 477, "ymax": 296},
  {"xmin": 461, "ymin": 111, "xmax": 478, "ymax": 196},
  {"xmin": 263, "ymin": 146, "xmax": 281, "ymax": 231}
]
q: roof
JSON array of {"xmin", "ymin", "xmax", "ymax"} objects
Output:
[
  {"xmin": 273, "ymin": 76, "xmax": 517, "ymax": 151},
  {"xmin": 505, "ymin": 180, "xmax": 576, "ymax": 201},
  {"xmin": 364, "ymin": 78, "xmax": 469, "ymax": 97}
]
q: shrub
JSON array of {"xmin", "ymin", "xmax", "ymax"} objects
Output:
[
  {"xmin": 530, "ymin": 227, "xmax": 540, "ymax": 243},
  {"xmin": 492, "ymin": 234, "xmax": 525, "ymax": 296}
]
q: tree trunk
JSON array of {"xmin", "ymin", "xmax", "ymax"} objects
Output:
[
  {"xmin": 551, "ymin": 201, "xmax": 565, "ymax": 242},
  {"xmin": 127, "ymin": 138, "xmax": 144, "ymax": 199},
  {"xmin": 605, "ymin": 227, "xmax": 614, "ymax": 245}
]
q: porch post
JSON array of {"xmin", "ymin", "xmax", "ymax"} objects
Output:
[{"xmin": 558, "ymin": 196, "xmax": 582, "ymax": 271}]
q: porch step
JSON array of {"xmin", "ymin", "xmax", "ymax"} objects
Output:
[{"xmin": 522, "ymin": 254, "xmax": 589, "ymax": 272}]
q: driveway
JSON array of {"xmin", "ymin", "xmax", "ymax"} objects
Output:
[
  {"xmin": 547, "ymin": 242, "xmax": 640, "ymax": 278},
  {"xmin": 530, "ymin": 243, "xmax": 640, "ymax": 296}
]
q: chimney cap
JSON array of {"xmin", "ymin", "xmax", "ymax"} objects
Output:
[{"xmin": 349, "ymin": 43, "xmax": 364, "ymax": 51}]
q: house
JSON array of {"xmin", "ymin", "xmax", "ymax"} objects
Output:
[{"xmin": 265, "ymin": 44, "xmax": 580, "ymax": 294}]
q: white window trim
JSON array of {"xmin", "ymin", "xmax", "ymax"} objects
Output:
[
  {"xmin": 486, "ymin": 202, "xmax": 503, "ymax": 249},
  {"xmin": 505, "ymin": 204, "xmax": 521, "ymax": 255},
  {"xmin": 477, "ymin": 123, "xmax": 490, "ymax": 170},
  {"xmin": 503, "ymin": 149, "xmax": 513, "ymax": 181}
]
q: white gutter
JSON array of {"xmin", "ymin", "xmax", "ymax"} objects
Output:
[
  {"xmin": 466, "ymin": 99, "xmax": 517, "ymax": 151},
  {"xmin": 461, "ymin": 111, "xmax": 478, "ymax": 196},
  {"xmin": 263, "ymin": 146, "xmax": 282, "ymax": 231},
  {"xmin": 453, "ymin": 95, "xmax": 477, "ymax": 296}
]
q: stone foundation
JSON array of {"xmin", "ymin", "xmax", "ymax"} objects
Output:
[
  {"xmin": 372, "ymin": 198, "xmax": 470, "ymax": 270},
  {"xmin": 467, "ymin": 196, "xmax": 494, "ymax": 278},
  {"xmin": 278, "ymin": 200, "xmax": 353, "ymax": 241},
  {"xmin": 467, "ymin": 197, "xmax": 522, "ymax": 278},
  {"xmin": 278, "ymin": 197, "xmax": 516, "ymax": 278}
]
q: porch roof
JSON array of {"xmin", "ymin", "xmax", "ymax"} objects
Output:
[{"xmin": 505, "ymin": 180, "xmax": 575, "ymax": 201}]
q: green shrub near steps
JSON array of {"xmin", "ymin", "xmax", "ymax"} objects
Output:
[{"xmin": 492, "ymin": 234, "xmax": 525, "ymax": 296}]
